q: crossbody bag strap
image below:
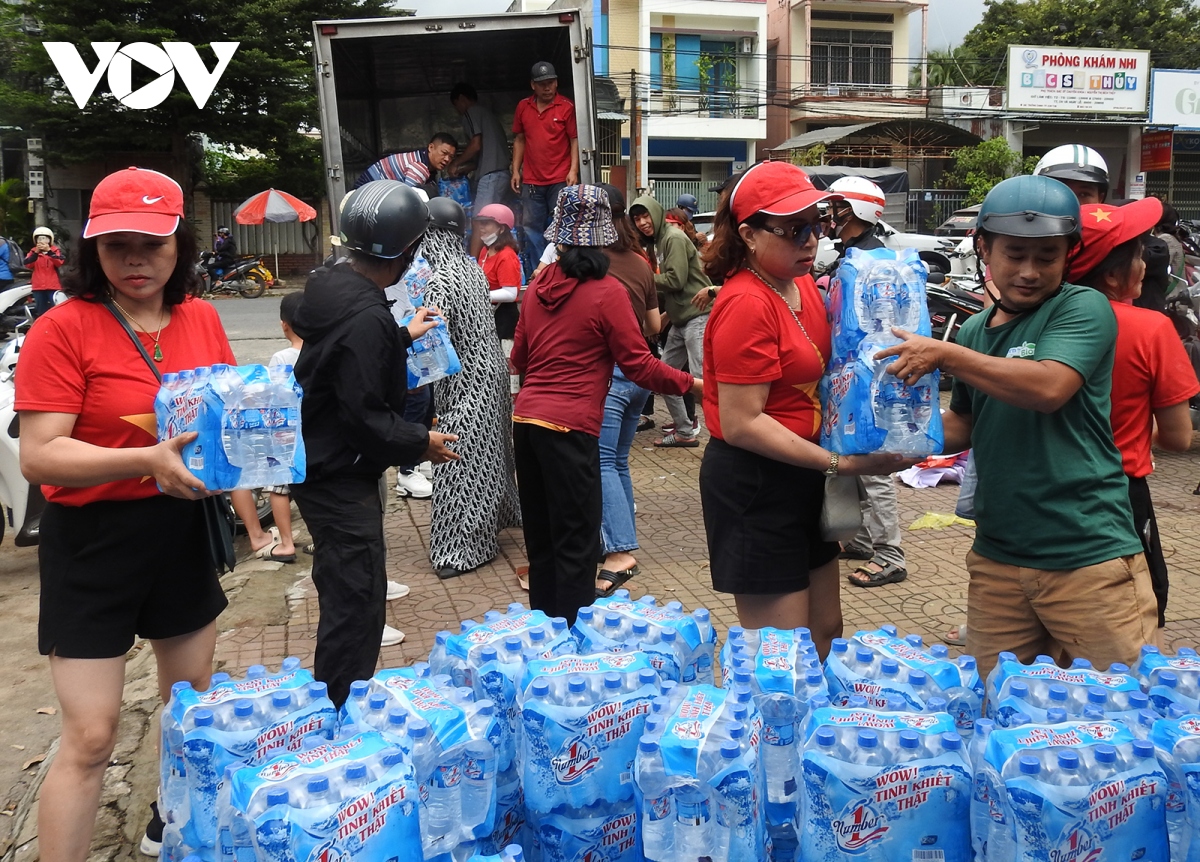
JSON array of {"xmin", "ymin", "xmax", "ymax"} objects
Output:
[{"xmin": 101, "ymin": 299, "xmax": 162, "ymax": 383}]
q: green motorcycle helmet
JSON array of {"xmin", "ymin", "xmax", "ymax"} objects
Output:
[{"xmin": 975, "ymin": 175, "xmax": 1081, "ymax": 239}]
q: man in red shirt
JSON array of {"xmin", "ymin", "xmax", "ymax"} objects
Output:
[{"xmin": 511, "ymin": 60, "xmax": 579, "ymax": 260}]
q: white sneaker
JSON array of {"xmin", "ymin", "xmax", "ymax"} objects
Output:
[
  {"xmin": 395, "ymin": 469, "xmax": 432, "ymax": 499},
  {"xmin": 386, "ymin": 581, "xmax": 411, "ymax": 601},
  {"xmin": 418, "ymin": 461, "xmax": 433, "ymax": 480},
  {"xmin": 381, "ymin": 624, "xmax": 406, "ymax": 647}
]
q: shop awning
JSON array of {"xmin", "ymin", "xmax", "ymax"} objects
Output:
[{"xmin": 769, "ymin": 122, "xmax": 882, "ymax": 152}]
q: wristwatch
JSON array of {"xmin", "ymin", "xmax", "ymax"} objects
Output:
[
  {"xmin": 824, "ymin": 452, "xmax": 840, "ymax": 476},
  {"xmin": 707, "ymin": 287, "xmax": 717, "ymax": 299}
]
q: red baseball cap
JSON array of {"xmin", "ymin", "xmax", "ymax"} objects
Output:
[
  {"xmin": 82, "ymin": 167, "xmax": 184, "ymax": 239},
  {"xmin": 1067, "ymin": 197, "xmax": 1163, "ymax": 282},
  {"xmin": 729, "ymin": 161, "xmax": 842, "ymax": 224}
]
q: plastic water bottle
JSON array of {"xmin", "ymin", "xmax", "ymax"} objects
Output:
[
  {"xmin": 462, "ymin": 704, "xmax": 496, "ymax": 837},
  {"xmin": 409, "ymin": 720, "xmax": 458, "ymax": 852},
  {"xmin": 342, "ymin": 762, "xmax": 373, "ymax": 800},
  {"xmin": 986, "ymin": 651, "xmax": 1017, "ymax": 708},
  {"xmin": 638, "ymin": 738, "xmax": 675, "ymax": 861},
  {"xmin": 255, "ymin": 818, "xmax": 296, "ymax": 862},
  {"xmin": 298, "ymin": 776, "xmax": 336, "ymax": 810},
  {"xmin": 761, "ymin": 696, "xmax": 799, "ymax": 805},
  {"xmin": 225, "ymin": 699, "xmax": 257, "ymax": 732},
  {"xmin": 969, "ymin": 718, "xmax": 995, "ymax": 862},
  {"xmin": 675, "ymin": 787, "xmax": 715, "ymax": 862},
  {"xmin": 563, "ymin": 674, "xmax": 590, "ymax": 708},
  {"xmin": 854, "ymin": 730, "xmax": 887, "ymax": 767}
]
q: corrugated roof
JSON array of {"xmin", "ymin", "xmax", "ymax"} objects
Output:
[{"xmin": 769, "ymin": 122, "xmax": 882, "ymax": 151}]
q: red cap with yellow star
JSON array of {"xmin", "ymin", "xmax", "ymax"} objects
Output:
[{"xmin": 1067, "ymin": 197, "xmax": 1163, "ymax": 283}]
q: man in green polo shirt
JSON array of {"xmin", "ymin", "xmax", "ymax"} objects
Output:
[{"xmin": 877, "ymin": 174, "xmax": 1155, "ymax": 679}]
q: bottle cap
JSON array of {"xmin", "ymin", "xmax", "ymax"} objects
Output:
[
  {"xmin": 959, "ymin": 656, "xmax": 977, "ymax": 671},
  {"xmin": 806, "ymin": 669, "xmax": 824, "ymax": 686},
  {"xmin": 529, "ymin": 628, "xmax": 546, "ymax": 643},
  {"xmin": 408, "ymin": 721, "xmax": 430, "ymax": 739},
  {"xmin": 1180, "ymin": 647, "xmax": 1198, "ymax": 657},
  {"xmin": 504, "ymin": 636, "xmax": 523, "ymax": 653},
  {"xmin": 234, "ymin": 699, "xmax": 254, "ymax": 717},
  {"xmin": 1010, "ymin": 681, "xmax": 1029, "ymax": 699},
  {"xmin": 881, "ymin": 624, "xmax": 898, "ymax": 636},
  {"xmin": 1087, "ymin": 687, "xmax": 1108, "ymax": 705},
  {"xmin": 483, "ymin": 611, "xmax": 502, "ymax": 622},
  {"xmin": 816, "ymin": 727, "xmax": 837, "ymax": 747},
  {"xmin": 1141, "ymin": 644, "xmax": 1161, "ymax": 656},
  {"xmin": 831, "ymin": 638, "xmax": 849, "ymax": 654},
  {"xmin": 665, "ymin": 601, "xmax": 684, "ymax": 613},
  {"xmin": 477, "ymin": 699, "xmax": 495, "ymax": 716},
  {"xmin": 369, "ymin": 694, "xmax": 388, "ymax": 711},
  {"xmin": 639, "ymin": 595, "xmax": 657, "ymax": 606},
  {"xmin": 1010, "ymin": 712, "xmax": 1031, "ymax": 727},
  {"xmin": 413, "ymin": 662, "xmax": 431, "ymax": 678},
  {"xmin": 1129, "ymin": 691, "xmax": 1149, "ymax": 710},
  {"xmin": 308, "ymin": 776, "xmax": 330, "ymax": 793},
  {"xmin": 1160, "ymin": 671, "xmax": 1179, "ymax": 688},
  {"xmin": 720, "ymin": 741, "xmax": 740, "ymax": 759},
  {"xmin": 508, "ymin": 602, "xmax": 526, "ymax": 613},
  {"xmin": 855, "ymin": 647, "xmax": 875, "ymax": 664},
  {"xmin": 1168, "ymin": 703, "xmax": 1188, "ymax": 719},
  {"xmin": 266, "ymin": 789, "xmax": 289, "ymax": 806},
  {"xmin": 908, "ymin": 670, "xmax": 928, "ymax": 687},
  {"xmin": 885, "ymin": 696, "xmax": 906, "ymax": 711},
  {"xmin": 171, "ymin": 681, "xmax": 193, "ymax": 696},
  {"xmin": 245, "ymin": 664, "xmax": 266, "ymax": 679},
  {"xmin": 858, "ymin": 729, "xmax": 879, "ymax": 748},
  {"xmin": 639, "ymin": 737, "xmax": 659, "ymax": 753},
  {"xmin": 613, "ymin": 589, "xmax": 630, "ymax": 600},
  {"xmin": 998, "ymin": 651, "xmax": 1017, "ymax": 664},
  {"xmin": 211, "ymin": 672, "xmax": 232, "ymax": 685},
  {"xmin": 460, "ymin": 619, "xmax": 478, "ymax": 632},
  {"xmin": 308, "ymin": 682, "xmax": 327, "ymax": 701},
  {"xmin": 1047, "ymin": 684, "xmax": 1069, "ymax": 702},
  {"xmin": 848, "ymin": 695, "xmax": 869, "ymax": 708},
  {"xmin": 660, "ymin": 680, "xmax": 677, "ymax": 695},
  {"xmin": 577, "ymin": 608, "xmax": 594, "ymax": 623},
  {"xmin": 1133, "ymin": 740, "xmax": 1156, "ymax": 758},
  {"xmin": 639, "ymin": 668, "xmax": 658, "ymax": 686},
  {"xmin": 1046, "ymin": 707, "xmax": 1068, "ymax": 724},
  {"xmin": 1057, "ymin": 750, "xmax": 1080, "ymax": 769},
  {"xmin": 880, "ymin": 658, "xmax": 900, "ymax": 676},
  {"xmin": 552, "ymin": 617, "xmax": 569, "ymax": 631},
  {"xmin": 795, "ymin": 627, "xmax": 812, "ymax": 642},
  {"xmin": 382, "ymin": 747, "xmax": 405, "ymax": 766},
  {"xmin": 661, "ymin": 629, "xmax": 677, "ymax": 643},
  {"xmin": 481, "ymin": 646, "xmax": 499, "ymax": 663},
  {"xmin": 271, "ymin": 691, "xmax": 291, "ymax": 709},
  {"xmin": 941, "ymin": 733, "xmax": 963, "ymax": 751},
  {"xmin": 974, "ymin": 718, "xmax": 995, "ymax": 735},
  {"xmin": 1095, "ymin": 744, "xmax": 1117, "ymax": 764},
  {"xmin": 1138, "ymin": 709, "xmax": 1159, "ymax": 728},
  {"xmin": 568, "ymin": 674, "xmax": 587, "ymax": 693},
  {"xmin": 632, "ymin": 621, "xmax": 649, "ymax": 637},
  {"xmin": 1109, "ymin": 662, "xmax": 1130, "ymax": 674},
  {"xmin": 810, "ymin": 695, "xmax": 831, "ymax": 711},
  {"xmin": 927, "ymin": 696, "xmax": 948, "ymax": 713},
  {"xmin": 734, "ymin": 684, "xmax": 753, "ymax": 703},
  {"xmin": 349, "ymin": 681, "xmax": 369, "ymax": 699},
  {"xmin": 898, "ymin": 730, "xmax": 920, "ymax": 749},
  {"xmin": 728, "ymin": 625, "xmax": 744, "ymax": 640},
  {"xmin": 387, "ymin": 709, "xmax": 407, "ymax": 727},
  {"xmin": 532, "ymin": 677, "xmax": 551, "ymax": 698},
  {"xmin": 1035, "ymin": 654, "xmax": 1056, "ymax": 665},
  {"xmin": 929, "ymin": 645, "xmax": 949, "ymax": 659},
  {"xmin": 194, "ymin": 709, "xmax": 214, "ymax": 727},
  {"xmin": 734, "ymin": 669, "xmax": 752, "ymax": 686},
  {"xmin": 1019, "ymin": 754, "xmax": 1041, "ymax": 774},
  {"xmin": 604, "ymin": 672, "xmax": 623, "ymax": 690},
  {"xmin": 604, "ymin": 612, "xmax": 622, "ymax": 630},
  {"xmin": 905, "ymin": 634, "xmax": 924, "ymax": 647},
  {"xmin": 435, "ymin": 630, "xmax": 451, "ymax": 645},
  {"xmin": 345, "ymin": 763, "xmax": 368, "ymax": 780},
  {"xmin": 504, "ymin": 845, "xmax": 525, "ymax": 862},
  {"xmin": 728, "ymin": 721, "xmax": 745, "ymax": 739},
  {"xmin": 1071, "ymin": 658, "xmax": 1092, "ymax": 669},
  {"xmin": 1083, "ymin": 706, "xmax": 1106, "ymax": 720}
]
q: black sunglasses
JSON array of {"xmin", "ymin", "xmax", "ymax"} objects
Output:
[{"xmin": 760, "ymin": 220, "xmax": 827, "ymax": 245}]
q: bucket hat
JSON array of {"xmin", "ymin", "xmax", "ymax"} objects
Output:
[{"xmin": 544, "ymin": 185, "xmax": 618, "ymax": 248}]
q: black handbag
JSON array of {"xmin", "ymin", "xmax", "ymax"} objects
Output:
[{"xmin": 102, "ymin": 300, "xmax": 237, "ymax": 573}]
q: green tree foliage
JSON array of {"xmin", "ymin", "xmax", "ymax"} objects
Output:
[
  {"xmin": 0, "ymin": 178, "xmax": 32, "ymax": 240},
  {"xmin": 203, "ymin": 138, "xmax": 325, "ymax": 202},
  {"xmin": 940, "ymin": 137, "xmax": 1026, "ymax": 205},
  {"xmin": 960, "ymin": 0, "xmax": 1200, "ymax": 84},
  {"xmin": 909, "ymin": 47, "xmax": 986, "ymax": 88},
  {"xmin": 0, "ymin": 0, "xmax": 386, "ymax": 196}
]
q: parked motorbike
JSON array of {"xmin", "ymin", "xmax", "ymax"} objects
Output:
[
  {"xmin": 927, "ymin": 276, "xmax": 985, "ymax": 344},
  {"xmin": 198, "ymin": 252, "xmax": 273, "ymax": 299},
  {"xmin": 0, "ymin": 282, "xmax": 33, "ymax": 340},
  {"xmin": 0, "ymin": 337, "xmax": 46, "ymax": 545}
]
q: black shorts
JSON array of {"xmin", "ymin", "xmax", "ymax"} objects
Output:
[
  {"xmin": 699, "ymin": 436, "xmax": 840, "ymax": 595},
  {"xmin": 38, "ymin": 495, "xmax": 228, "ymax": 658},
  {"xmin": 1128, "ymin": 475, "xmax": 1169, "ymax": 628}
]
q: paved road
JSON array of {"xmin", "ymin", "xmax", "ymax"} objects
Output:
[{"xmin": 210, "ymin": 290, "xmax": 301, "ymax": 366}]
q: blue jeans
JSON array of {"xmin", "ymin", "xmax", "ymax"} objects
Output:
[
  {"xmin": 32, "ymin": 290, "xmax": 55, "ymax": 319},
  {"xmin": 521, "ymin": 181, "xmax": 567, "ymax": 261},
  {"xmin": 474, "ymin": 170, "xmax": 511, "ymax": 209},
  {"xmin": 599, "ymin": 368, "xmax": 650, "ymax": 555},
  {"xmin": 399, "ymin": 385, "xmax": 433, "ymax": 473}
]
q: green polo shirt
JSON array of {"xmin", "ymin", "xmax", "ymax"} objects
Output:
[{"xmin": 949, "ymin": 282, "xmax": 1142, "ymax": 570}]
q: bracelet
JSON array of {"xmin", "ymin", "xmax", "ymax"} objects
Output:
[{"xmin": 824, "ymin": 451, "xmax": 840, "ymax": 476}]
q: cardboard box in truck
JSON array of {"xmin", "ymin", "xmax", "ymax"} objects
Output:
[{"xmin": 312, "ymin": 9, "xmax": 597, "ymax": 227}]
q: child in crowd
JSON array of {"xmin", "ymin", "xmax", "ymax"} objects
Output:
[{"xmin": 264, "ymin": 292, "xmax": 305, "ymax": 558}]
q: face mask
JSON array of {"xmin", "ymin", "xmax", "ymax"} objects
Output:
[{"xmin": 481, "ymin": 232, "xmax": 499, "ymax": 247}]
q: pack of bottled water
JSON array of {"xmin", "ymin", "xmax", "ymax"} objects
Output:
[
  {"xmin": 467, "ymin": 847, "xmax": 526, "ymax": 862},
  {"xmin": 430, "ymin": 605, "xmax": 576, "ymax": 691},
  {"xmin": 1148, "ymin": 712, "xmax": 1200, "ymax": 862},
  {"xmin": 634, "ymin": 684, "xmax": 764, "ymax": 862},
  {"xmin": 392, "ymin": 253, "xmax": 461, "ymax": 388},
  {"xmin": 337, "ymin": 667, "xmax": 500, "ymax": 859},
  {"xmin": 160, "ymin": 661, "xmax": 336, "ymax": 861},
  {"xmin": 222, "ymin": 732, "xmax": 422, "ymax": 862},
  {"xmin": 717, "ymin": 626, "xmax": 827, "ymax": 860},
  {"xmin": 978, "ymin": 718, "xmax": 1168, "ymax": 862},
  {"xmin": 1137, "ymin": 646, "xmax": 1200, "ymax": 715},
  {"xmin": 801, "ymin": 704, "xmax": 971, "ymax": 862},
  {"xmin": 572, "ymin": 593, "xmax": 717, "ymax": 684},
  {"xmin": 820, "ymin": 247, "xmax": 943, "ymax": 456},
  {"xmin": 824, "ymin": 627, "xmax": 982, "ymax": 734},
  {"xmin": 985, "ymin": 652, "xmax": 1146, "ymax": 726},
  {"xmin": 518, "ymin": 653, "xmax": 660, "ymax": 817},
  {"xmin": 155, "ymin": 363, "xmax": 306, "ymax": 491}
]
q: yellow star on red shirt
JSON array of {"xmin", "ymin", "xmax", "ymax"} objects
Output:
[
  {"xmin": 1089, "ymin": 208, "xmax": 1113, "ymax": 223},
  {"xmin": 120, "ymin": 413, "xmax": 157, "ymax": 482}
]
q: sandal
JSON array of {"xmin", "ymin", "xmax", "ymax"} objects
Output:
[
  {"xmin": 847, "ymin": 561, "xmax": 908, "ymax": 588},
  {"xmin": 302, "ymin": 543, "xmax": 315, "ymax": 555},
  {"xmin": 516, "ymin": 565, "xmax": 529, "ymax": 592},
  {"xmin": 596, "ymin": 566, "xmax": 639, "ymax": 598},
  {"xmin": 944, "ymin": 624, "xmax": 967, "ymax": 646},
  {"xmin": 637, "ymin": 417, "xmax": 655, "ymax": 432},
  {"xmin": 265, "ymin": 549, "xmax": 297, "ymax": 564}
]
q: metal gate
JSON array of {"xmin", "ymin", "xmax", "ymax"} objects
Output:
[{"xmin": 906, "ymin": 189, "xmax": 969, "ymax": 232}]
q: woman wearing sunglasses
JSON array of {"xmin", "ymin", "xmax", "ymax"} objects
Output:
[{"xmin": 699, "ymin": 162, "xmax": 913, "ymax": 656}]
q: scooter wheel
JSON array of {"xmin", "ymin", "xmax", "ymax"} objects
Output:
[{"xmin": 237, "ymin": 273, "xmax": 268, "ymax": 299}]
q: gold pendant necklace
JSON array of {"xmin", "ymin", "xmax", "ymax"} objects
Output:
[{"xmin": 112, "ymin": 298, "xmax": 166, "ymax": 362}]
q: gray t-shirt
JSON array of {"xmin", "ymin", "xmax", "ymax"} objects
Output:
[{"xmin": 461, "ymin": 103, "xmax": 510, "ymax": 178}]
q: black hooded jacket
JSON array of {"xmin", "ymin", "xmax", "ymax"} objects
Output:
[{"xmin": 292, "ymin": 262, "xmax": 429, "ymax": 482}]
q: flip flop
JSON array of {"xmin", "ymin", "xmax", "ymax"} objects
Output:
[
  {"xmin": 944, "ymin": 624, "xmax": 967, "ymax": 646},
  {"xmin": 516, "ymin": 565, "xmax": 529, "ymax": 592},
  {"xmin": 847, "ymin": 561, "xmax": 908, "ymax": 588},
  {"xmin": 254, "ymin": 539, "xmax": 282, "ymax": 560},
  {"xmin": 302, "ymin": 543, "xmax": 315, "ymax": 555},
  {"xmin": 596, "ymin": 566, "xmax": 639, "ymax": 598},
  {"xmin": 266, "ymin": 550, "xmax": 297, "ymax": 564}
]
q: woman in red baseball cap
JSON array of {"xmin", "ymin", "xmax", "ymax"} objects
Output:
[
  {"xmin": 1068, "ymin": 197, "xmax": 1200, "ymax": 643},
  {"xmin": 698, "ymin": 161, "xmax": 914, "ymax": 650},
  {"xmin": 15, "ymin": 166, "xmax": 236, "ymax": 861}
]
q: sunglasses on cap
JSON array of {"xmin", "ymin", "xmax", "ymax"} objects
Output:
[{"xmin": 758, "ymin": 219, "xmax": 828, "ymax": 245}]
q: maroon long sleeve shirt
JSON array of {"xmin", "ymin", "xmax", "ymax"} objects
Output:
[{"xmin": 511, "ymin": 263, "xmax": 693, "ymax": 437}]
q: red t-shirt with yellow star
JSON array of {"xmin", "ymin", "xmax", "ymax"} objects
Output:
[
  {"xmin": 15, "ymin": 296, "xmax": 236, "ymax": 505},
  {"xmin": 702, "ymin": 270, "xmax": 831, "ymax": 442}
]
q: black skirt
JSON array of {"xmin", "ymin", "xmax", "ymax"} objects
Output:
[{"xmin": 699, "ymin": 436, "xmax": 840, "ymax": 595}]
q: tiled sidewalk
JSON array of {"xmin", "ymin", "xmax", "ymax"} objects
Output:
[{"xmin": 214, "ymin": 421, "xmax": 1200, "ymax": 674}]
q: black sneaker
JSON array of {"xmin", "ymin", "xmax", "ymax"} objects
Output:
[{"xmin": 140, "ymin": 801, "xmax": 164, "ymax": 857}]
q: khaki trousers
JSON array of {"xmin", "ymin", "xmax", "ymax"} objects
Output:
[{"xmin": 965, "ymin": 549, "xmax": 1158, "ymax": 683}]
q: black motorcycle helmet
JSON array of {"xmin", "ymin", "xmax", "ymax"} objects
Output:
[
  {"xmin": 427, "ymin": 197, "xmax": 467, "ymax": 236},
  {"xmin": 338, "ymin": 181, "xmax": 430, "ymax": 259},
  {"xmin": 216, "ymin": 226, "xmax": 231, "ymax": 237}
]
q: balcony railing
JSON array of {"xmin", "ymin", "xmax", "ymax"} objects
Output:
[
  {"xmin": 647, "ymin": 88, "xmax": 763, "ymax": 120},
  {"xmin": 790, "ymin": 83, "xmax": 929, "ymax": 102}
]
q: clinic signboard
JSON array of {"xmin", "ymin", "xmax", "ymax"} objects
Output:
[
  {"xmin": 1150, "ymin": 69, "xmax": 1200, "ymax": 129},
  {"xmin": 1007, "ymin": 45, "xmax": 1150, "ymax": 113},
  {"xmin": 1142, "ymin": 130, "xmax": 1173, "ymax": 171}
]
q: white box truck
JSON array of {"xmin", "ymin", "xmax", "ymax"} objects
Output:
[{"xmin": 311, "ymin": 9, "xmax": 598, "ymax": 225}]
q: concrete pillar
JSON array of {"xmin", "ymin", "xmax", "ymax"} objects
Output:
[{"xmin": 1126, "ymin": 125, "xmax": 1143, "ymax": 199}]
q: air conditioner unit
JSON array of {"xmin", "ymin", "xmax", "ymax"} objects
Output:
[{"xmin": 740, "ymin": 36, "xmax": 754, "ymax": 55}]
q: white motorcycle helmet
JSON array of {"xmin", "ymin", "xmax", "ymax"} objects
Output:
[
  {"xmin": 828, "ymin": 177, "xmax": 887, "ymax": 226},
  {"xmin": 32, "ymin": 226, "xmax": 54, "ymax": 243},
  {"xmin": 1033, "ymin": 145, "xmax": 1109, "ymax": 200}
]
